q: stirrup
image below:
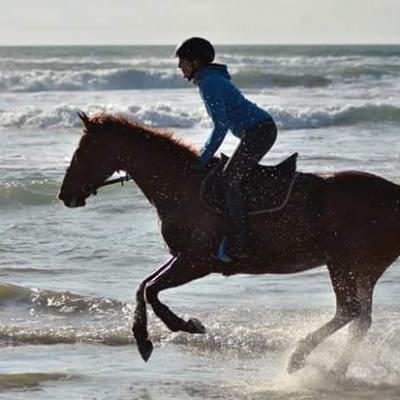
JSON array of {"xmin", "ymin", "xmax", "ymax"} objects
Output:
[{"xmin": 217, "ymin": 237, "xmax": 233, "ymax": 263}]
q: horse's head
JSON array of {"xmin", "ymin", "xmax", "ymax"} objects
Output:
[{"xmin": 58, "ymin": 112, "xmax": 115, "ymax": 208}]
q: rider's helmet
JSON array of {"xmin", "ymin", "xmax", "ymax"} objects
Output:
[{"xmin": 175, "ymin": 37, "xmax": 215, "ymax": 64}]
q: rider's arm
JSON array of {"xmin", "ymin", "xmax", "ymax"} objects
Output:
[{"xmin": 195, "ymin": 80, "xmax": 229, "ymax": 169}]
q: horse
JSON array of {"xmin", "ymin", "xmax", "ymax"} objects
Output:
[{"xmin": 58, "ymin": 112, "xmax": 400, "ymax": 376}]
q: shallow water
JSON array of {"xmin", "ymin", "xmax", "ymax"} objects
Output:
[{"xmin": 1, "ymin": 45, "xmax": 400, "ymax": 399}]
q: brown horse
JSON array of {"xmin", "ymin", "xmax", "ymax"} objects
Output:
[{"xmin": 58, "ymin": 112, "xmax": 400, "ymax": 376}]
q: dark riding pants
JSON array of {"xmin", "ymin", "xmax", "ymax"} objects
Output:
[{"xmin": 220, "ymin": 119, "xmax": 277, "ymax": 253}]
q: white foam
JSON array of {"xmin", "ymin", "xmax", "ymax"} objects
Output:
[
  {"xmin": 0, "ymin": 102, "xmax": 203, "ymax": 130},
  {"xmin": 0, "ymin": 102, "xmax": 399, "ymax": 131},
  {"xmin": 0, "ymin": 68, "xmax": 187, "ymax": 92}
]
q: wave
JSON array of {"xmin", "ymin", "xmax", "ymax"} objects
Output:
[
  {"xmin": 2, "ymin": 281, "xmax": 400, "ymax": 394},
  {"xmin": 1, "ymin": 45, "xmax": 400, "ymax": 93},
  {"xmin": 0, "ymin": 324, "xmax": 133, "ymax": 346},
  {"xmin": 0, "ymin": 103, "xmax": 201, "ymax": 129},
  {"xmin": 0, "ymin": 68, "xmax": 188, "ymax": 92},
  {"xmin": 0, "ymin": 175, "xmax": 151, "ymax": 207},
  {"xmin": 0, "ymin": 321, "xmax": 292, "ymax": 352},
  {"xmin": 0, "ymin": 283, "xmax": 126, "ymax": 315},
  {"xmin": 330, "ymin": 63, "xmax": 400, "ymax": 79},
  {"xmin": 0, "ymin": 180, "xmax": 60, "ymax": 206},
  {"xmin": 1, "ymin": 57, "xmax": 176, "ymax": 71},
  {"xmin": 1, "ymin": 102, "xmax": 399, "ymax": 132},
  {"xmin": 0, "ymin": 373, "xmax": 73, "ymax": 392},
  {"xmin": 270, "ymin": 103, "xmax": 400, "ymax": 130},
  {"xmin": 1, "ymin": 60, "xmax": 399, "ymax": 93},
  {"xmin": 0, "ymin": 284, "xmax": 291, "ymax": 350},
  {"xmin": 234, "ymin": 70, "xmax": 332, "ymax": 88},
  {"xmin": 0, "ymin": 283, "xmax": 292, "ymax": 350},
  {"xmin": 3, "ymin": 66, "xmax": 389, "ymax": 93},
  {"xmin": 1, "ymin": 67, "xmax": 327, "ymax": 92}
]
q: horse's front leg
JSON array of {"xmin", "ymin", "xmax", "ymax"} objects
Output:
[
  {"xmin": 132, "ymin": 256, "xmax": 176, "ymax": 361},
  {"xmin": 144, "ymin": 255, "xmax": 212, "ymax": 336}
]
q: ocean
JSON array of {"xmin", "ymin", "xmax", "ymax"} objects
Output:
[{"xmin": 1, "ymin": 45, "xmax": 400, "ymax": 399}]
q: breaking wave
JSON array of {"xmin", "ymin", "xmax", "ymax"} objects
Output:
[
  {"xmin": 0, "ymin": 102, "xmax": 399, "ymax": 131},
  {"xmin": 0, "ymin": 103, "xmax": 201, "ymax": 129},
  {"xmin": 0, "ymin": 180, "xmax": 60, "ymax": 206},
  {"xmin": 0, "ymin": 283, "xmax": 126, "ymax": 315},
  {"xmin": 270, "ymin": 103, "xmax": 400, "ymax": 130},
  {"xmin": 1, "ymin": 62, "xmax": 399, "ymax": 93},
  {"xmin": 0, "ymin": 283, "xmax": 292, "ymax": 350},
  {"xmin": 0, "ymin": 68, "xmax": 187, "ymax": 92},
  {"xmin": 0, "ymin": 68, "xmax": 341, "ymax": 92},
  {"xmin": 2, "ymin": 278, "xmax": 400, "ymax": 400}
]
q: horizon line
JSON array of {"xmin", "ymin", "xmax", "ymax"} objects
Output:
[{"xmin": 0, "ymin": 42, "xmax": 399, "ymax": 47}]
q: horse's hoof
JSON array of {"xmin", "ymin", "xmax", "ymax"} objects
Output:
[
  {"xmin": 287, "ymin": 352, "xmax": 306, "ymax": 374},
  {"xmin": 184, "ymin": 318, "xmax": 206, "ymax": 334},
  {"xmin": 137, "ymin": 339, "xmax": 154, "ymax": 362}
]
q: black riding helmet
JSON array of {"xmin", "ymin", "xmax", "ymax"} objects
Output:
[{"xmin": 175, "ymin": 37, "xmax": 215, "ymax": 64}]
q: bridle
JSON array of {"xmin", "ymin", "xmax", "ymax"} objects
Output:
[
  {"xmin": 98, "ymin": 174, "xmax": 133, "ymax": 189},
  {"xmin": 82, "ymin": 174, "xmax": 133, "ymax": 196}
]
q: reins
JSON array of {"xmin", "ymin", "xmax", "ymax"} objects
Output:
[
  {"xmin": 98, "ymin": 174, "xmax": 133, "ymax": 190},
  {"xmin": 92, "ymin": 174, "xmax": 133, "ymax": 194}
]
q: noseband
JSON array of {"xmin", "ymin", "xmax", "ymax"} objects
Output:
[{"xmin": 72, "ymin": 175, "xmax": 133, "ymax": 199}]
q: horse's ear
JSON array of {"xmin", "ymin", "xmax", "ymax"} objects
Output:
[
  {"xmin": 77, "ymin": 111, "xmax": 90, "ymax": 127},
  {"xmin": 77, "ymin": 111, "xmax": 95, "ymax": 135}
]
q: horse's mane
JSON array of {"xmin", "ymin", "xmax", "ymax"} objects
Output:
[{"xmin": 86, "ymin": 113, "xmax": 199, "ymax": 164}]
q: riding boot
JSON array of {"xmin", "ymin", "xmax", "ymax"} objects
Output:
[{"xmin": 221, "ymin": 182, "xmax": 251, "ymax": 258}]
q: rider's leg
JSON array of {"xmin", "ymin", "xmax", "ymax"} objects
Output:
[{"xmin": 220, "ymin": 120, "xmax": 277, "ymax": 259}]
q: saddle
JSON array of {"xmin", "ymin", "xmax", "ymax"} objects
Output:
[{"xmin": 200, "ymin": 153, "xmax": 298, "ymax": 215}]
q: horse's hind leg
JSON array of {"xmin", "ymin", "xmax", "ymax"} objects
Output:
[
  {"xmin": 132, "ymin": 256, "xmax": 177, "ymax": 361},
  {"xmin": 331, "ymin": 278, "xmax": 374, "ymax": 376},
  {"xmin": 288, "ymin": 261, "xmax": 361, "ymax": 374},
  {"xmin": 332, "ymin": 258, "xmax": 393, "ymax": 376}
]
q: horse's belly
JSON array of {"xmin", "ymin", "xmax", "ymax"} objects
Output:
[
  {"xmin": 250, "ymin": 250, "xmax": 325, "ymax": 274},
  {"xmin": 160, "ymin": 212, "xmax": 221, "ymax": 255}
]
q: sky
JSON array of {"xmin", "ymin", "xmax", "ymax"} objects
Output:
[{"xmin": 1, "ymin": 0, "xmax": 399, "ymax": 45}]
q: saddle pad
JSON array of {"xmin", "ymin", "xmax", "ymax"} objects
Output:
[{"xmin": 200, "ymin": 153, "xmax": 298, "ymax": 215}]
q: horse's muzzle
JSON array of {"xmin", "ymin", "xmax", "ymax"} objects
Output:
[{"xmin": 57, "ymin": 191, "xmax": 86, "ymax": 208}]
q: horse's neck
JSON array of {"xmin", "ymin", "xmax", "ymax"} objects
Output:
[{"xmin": 121, "ymin": 140, "xmax": 197, "ymax": 213}]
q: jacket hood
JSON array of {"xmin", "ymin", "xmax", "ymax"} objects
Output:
[{"xmin": 194, "ymin": 63, "xmax": 231, "ymax": 84}]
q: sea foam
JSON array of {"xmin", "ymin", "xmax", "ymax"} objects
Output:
[{"xmin": 0, "ymin": 102, "xmax": 399, "ymax": 131}]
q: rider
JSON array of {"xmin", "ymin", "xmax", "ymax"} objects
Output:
[{"xmin": 175, "ymin": 37, "xmax": 277, "ymax": 262}]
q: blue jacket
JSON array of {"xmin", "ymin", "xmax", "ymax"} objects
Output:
[{"xmin": 194, "ymin": 64, "xmax": 273, "ymax": 168}]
